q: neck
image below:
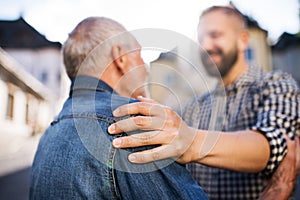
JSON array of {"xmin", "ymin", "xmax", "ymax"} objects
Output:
[
  {"xmin": 100, "ymin": 67, "xmax": 149, "ymax": 99},
  {"xmin": 222, "ymin": 57, "xmax": 248, "ymax": 87}
]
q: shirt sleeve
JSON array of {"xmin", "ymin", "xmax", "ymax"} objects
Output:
[{"xmin": 251, "ymin": 72, "xmax": 300, "ymax": 176}]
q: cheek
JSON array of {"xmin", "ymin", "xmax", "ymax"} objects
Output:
[
  {"xmin": 215, "ymin": 41, "xmax": 227, "ymax": 53},
  {"xmin": 134, "ymin": 58, "xmax": 147, "ymax": 76},
  {"xmin": 138, "ymin": 67, "xmax": 148, "ymax": 81},
  {"xmin": 130, "ymin": 54, "xmax": 143, "ymax": 67},
  {"xmin": 129, "ymin": 65, "xmax": 147, "ymax": 82}
]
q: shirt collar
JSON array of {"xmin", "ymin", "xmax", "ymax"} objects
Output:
[{"xmin": 224, "ymin": 66, "xmax": 263, "ymax": 92}]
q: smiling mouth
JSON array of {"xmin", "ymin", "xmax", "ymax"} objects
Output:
[
  {"xmin": 205, "ymin": 53, "xmax": 218, "ymax": 63},
  {"xmin": 201, "ymin": 51, "xmax": 220, "ymax": 66},
  {"xmin": 209, "ymin": 52, "xmax": 220, "ymax": 57}
]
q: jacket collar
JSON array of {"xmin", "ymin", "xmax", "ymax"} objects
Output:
[{"xmin": 69, "ymin": 75, "xmax": 114, "ymax": 96}]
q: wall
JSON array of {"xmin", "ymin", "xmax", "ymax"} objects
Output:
[{"xmin": 248, "ymin": 28, "xmax": 273, "ymax": 71}]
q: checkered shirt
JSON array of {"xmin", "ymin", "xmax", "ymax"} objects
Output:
[{"xmin": 183, "ymin": 66, "xmax": 300, "ymax": 199}]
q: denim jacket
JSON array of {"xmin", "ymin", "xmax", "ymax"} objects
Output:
[{"xmin": 30, "ymin": 75, "xmax": 207, "ymax": 200}]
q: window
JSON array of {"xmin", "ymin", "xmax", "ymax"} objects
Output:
[
  {"xmin": 41, "ymin": 71, "xmax": 48, "ymax": 84},
  {"xmin": 245, "ymin": 48, "xmax": 253, "ymax": 62},
  {"xmin": 6, "ymin": 94, "xmax": 14, "ymax": 120}
]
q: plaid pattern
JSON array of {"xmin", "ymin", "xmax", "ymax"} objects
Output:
[{"xmin": 183, "ymin": 66, "xmax": 300, "ymax": 199}]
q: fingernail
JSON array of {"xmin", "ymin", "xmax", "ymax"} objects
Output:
[
  {"xmin": 108, "ymin": 124, "xmax": 115, "ymax": 133},
  {"xmin": 113, "ymin": 138, "xmax": 122, "ymax": 147},
  {"xmin": 113, "ymin": 109, "xmax": 119, "ymax": 116},
  {"xmin": 128, "ymin": 154, "xmax": 136, "ymax": 162}
]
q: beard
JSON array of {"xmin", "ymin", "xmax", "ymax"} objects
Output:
[{"xmin": 201, "ymin": 46, "xmax": 238, "ymax": 78}]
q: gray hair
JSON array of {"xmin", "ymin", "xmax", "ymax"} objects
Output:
[{"xmin": 62, "ymin": 17, "xmax": 136, "ymax": 79}]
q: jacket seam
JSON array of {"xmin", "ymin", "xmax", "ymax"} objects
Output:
[{"xmin": 51, "ymin": 114, "xmax": 116, "ymax": 125}]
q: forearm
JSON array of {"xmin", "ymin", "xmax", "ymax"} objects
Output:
[
  {"xmin": 259, "ymin": 137, "xmax": 300, "ymax": 200},
  {"xmin": 258, "ymin": 184, "xmax": 293, "ymax": 200},
  {"xmin": 189, "ymin": 129, "xmax": 270, "ymax": 172}
]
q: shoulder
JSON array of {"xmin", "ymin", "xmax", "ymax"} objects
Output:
[
  {"xmin": 264, "ymin": 70, "xmax": 297, "ymax": 83},
  {"xmin": 258, "ymin": 71, "xmax": 299, "ymax": 93},
  {"xmin": 182, "ymin": 93, "xmax": 208, "ymax": 119},
  {"xmin": 184, "ymin": 93, "xmax": 207, "ymax": 108}
]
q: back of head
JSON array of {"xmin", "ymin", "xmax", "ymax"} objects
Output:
[{"xmin": 63, "ymin": 17, "xmax": 129, "ymax": 79}]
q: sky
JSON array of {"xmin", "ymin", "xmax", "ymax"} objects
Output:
[{"xmin": 0, "ymin": 0, "xmax": 299, "ymax": 46}]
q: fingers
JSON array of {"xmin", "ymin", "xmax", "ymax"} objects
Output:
[
  {"xmin": 108, "ymin": 115, "xmax": 167, "ymax": 134},
  {"xmin": 282, "ymin": 135, "xmax": 296, "ymax": 169},
  {"xmin": 125, "ymin": 145, "xmax": 180, "ymax": 163},
  {"xmin": 295, "ymin": 137, "xmax": 300, "ymax": 174},
  {"xmin": 282, "ymin": 135, "xmax": 300, "ymax": 177},
  {"xmin": 112, "ymin": 102, "xmax": 166, "ymax": 117},
  {"xmin": 107, "ymin": 101, "xmax": 189, "ymax": 164},
  {"xmin": 109, "ymin": 102, "xmax": 176, "ymax": 134},
  {"xmin": 285, "ymin": 135, "xmax": 296, "ymax": 158},
  {"xmin": 136, "ymin": 96, "xmax": 159, "ymax": 104},
  {"xmin": 112, "ymin": 131, "xmax": 182, "ymax": 163},
  {"xmin": 112, "ymin": 130, "xmax": 173, "ymax": 148}
]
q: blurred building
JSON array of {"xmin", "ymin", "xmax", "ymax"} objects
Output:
[
  {"xmin": 149, "ymin": 4, "xmax": 272, "ymax": 109},
  {"xmin": 236, "ymin": 8, "xmax": 272, "ymax": 71},
  {"xmin": 149, "ymin": 44, "xmax": 216, "ymax": 111},
  {"xmin": 0, "ymin": 48, "xmax": 53, "ymax": 136},
  {"xmin": 0, "ymin": 17, "xmax": 70, "ymax": 135},
  {"xmin": 271, "ymin": 32, "xmax": 300, "ymax": 86},
  {"xmin": 244, "ymin": 17, "xmax": 272, "ymax": 71},
  {"xmin": 0, "ymin": 17, "xmax": 69, "ymax": 114}
]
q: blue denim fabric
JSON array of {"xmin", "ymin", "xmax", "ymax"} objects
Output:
[{"xmin": 30, "ymin": 76, "xmax": 208, "ymax": 200}]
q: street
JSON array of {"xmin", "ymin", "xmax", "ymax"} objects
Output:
[{"xmin": 0, "ymin": 134, "xmax": 40, "ymax": 200}]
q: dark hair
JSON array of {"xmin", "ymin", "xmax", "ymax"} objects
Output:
[{"xmin": 200, "ymin": 6, "xmax": 247, "ymax": 29}]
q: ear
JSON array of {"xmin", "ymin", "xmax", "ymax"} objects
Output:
[
  {"xmin": 112, "ymin": 45, "xmax": 128, "ymax": 74},
  {"xmin": 238, "ymin": 30, "xmax": 249, "ymax": 51}
]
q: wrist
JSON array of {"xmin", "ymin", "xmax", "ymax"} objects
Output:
[{"xmin": 188, "ymin": 128, "xmax": 206, "ymax": 162}]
